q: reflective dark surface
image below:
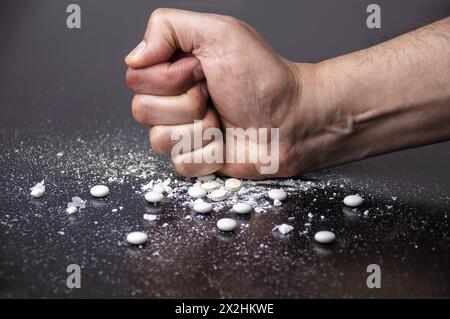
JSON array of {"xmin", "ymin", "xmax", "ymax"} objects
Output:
[{"xmin": 0, "ymin": 0, "xmax": 449, "ymax": 298}]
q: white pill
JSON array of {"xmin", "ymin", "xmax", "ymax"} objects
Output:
[
  {"xmin": 90, "ymin": 185, "xmax": 109, "ymax": 198},
  {"xmin": 343, "ymin": 195, "xmax": 364, "ymax": 207},
  {"xmin": 208, "ymin": 189, "xmax": 227, "ymax": 202},
  {"xmin": 187, "ymin": 186, "xmax": 207, "ymax": 199},
  {"xmin": 144, "ymin": 191, "xmax": 164, "ymax": 203},
  {"xmin": 197, "ymin": 174, "xmax": 216, "ymax": 182},
  {"xmin": 201, "ymin": 181, "xmax": 219, "ymax": 192},
  {"xmin": 193, "ymin": 201, "xmax": 213, "ymax": 213},
  {"xmin": 268, "ymin": 189, "xmax": 287, "ymax": 201},
  {"xmin": 225, "ymin": 178, "xmax": 242, "ymax": 192},
  {"xmin": 126, "ymin": 231, "xmax": 148, "ymax": 245},
  {"xmin": 216, "ymin": 218, "xmax": 237, "ymax": 231},
  {"xmin": 66, "ymin": 206, "xmax": 78, "ymax": 215},
  {"xmin": 272, "ymin": 223, "xmax": 294, "ymax": 235},
  {"xmin": 273, "ymin": 199, "xmax": 282, "ymax": 207},
  {"xmin": 232, "ymin": 203, "xmax": 252, "ymax": 214},
  {"xmin": 314, "ymin": 231, "xmax": 336, "ymax": 244}
]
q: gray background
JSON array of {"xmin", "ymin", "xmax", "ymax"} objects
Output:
[{"xmin": 0, "ymin": 0, "xmax": 449, "ymax": 298}]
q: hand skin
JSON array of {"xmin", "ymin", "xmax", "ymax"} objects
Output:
[{"xmin": 125, "ymin": 9, "xmax": 450, "ymax": 179}]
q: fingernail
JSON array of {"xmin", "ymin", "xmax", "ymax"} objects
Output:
[
  {"xmin": 193, "ymin": 64, "xmax": 205, "ymax": 81},
  {"xmin": 127, "ymin": 40, "xmax": 146, "ymax": 59}
]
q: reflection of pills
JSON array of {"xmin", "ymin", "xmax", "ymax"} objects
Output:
[
  {"xmin": 188, "ymin": 186, "xmax": 207, "ymax": 198},
  {"xmin": 268, "ymin": 189, "xmax": 287, "ymax": 201},
  {"xmin": 201, "ymin": 181, "xmax": 219, "ymax": 192},
  {"xmin": 90, "ymin": 185, "xmax": 110, "ymax": 198},
  {"xmin": 145, "ymin": 191, "xmax": 164, "ymax": 203},
  {"xmin": 208, "ymin": 189, "xmax": 227, "ymax": 201},
  {"xmin": 217, "ymin": 218, "xmax": 237, "ymax": 231},
  {"xmin": 225, "ymin": 178, "xmax": 242, "ymax": 192},
  {"xmin": 126, "ymin": 231, "xmax": 148, "ymax": 245},
  {"xmin": 232, "ymin": 203, "xmax": 252, "ymax": 214},
  {"xmin": 314, "ymin": 231, "xmax": 336, "ymax": 244},
  {"xmin": 343, "ymin": 195, "xmax": 364, "ymax": 207},
  {"xmin": 193, "ymin": 201, "xmax": 213, "ymax": 213}
]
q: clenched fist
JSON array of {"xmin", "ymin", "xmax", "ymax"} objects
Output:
[
  {"xmin": 125, "ymin": 9, "xmax": 320, "ymax": 179},
  {"xmin": 125, "ymin": 9, "xmax": 450, "ymax": 179}
]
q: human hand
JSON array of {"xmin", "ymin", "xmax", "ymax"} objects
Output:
[
  {"xmin": 124, "ymin": 9, "xmax": 324, "ymax": 179},
  {"xmin": 126, "ymin": 12, "xmax": 450, "ymax": 179}
]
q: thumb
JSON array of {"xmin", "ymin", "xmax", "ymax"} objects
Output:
[{"xmin": 125, "ymin": 8, "xmax": 205, "ymax": 68}]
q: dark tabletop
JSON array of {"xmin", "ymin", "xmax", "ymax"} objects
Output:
[{"xmin": 0, "ymin": 0, "xmax": 449, "ymax": 298}]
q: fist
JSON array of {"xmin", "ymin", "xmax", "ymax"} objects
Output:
[{"xmin": 125, "ymin": 9, "xmax": 311, "ymax": 179}]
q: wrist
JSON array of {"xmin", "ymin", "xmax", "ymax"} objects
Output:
[{"xmin": 288, "ymin": 61, "xmax": 353, "ymax": 173}]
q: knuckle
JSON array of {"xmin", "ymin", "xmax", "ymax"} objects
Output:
[
  {"xmin": 220, "ymin": 15, "xmax": 244, "ymax": 29},
  {"xmin": 150, "ymin": 8, "xmax": 168, "ymax": 21}
]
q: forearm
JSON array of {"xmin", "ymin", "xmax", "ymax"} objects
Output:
[{"xmin": 297, "ymin": 17, "xmax": 450, "ymax": 172}]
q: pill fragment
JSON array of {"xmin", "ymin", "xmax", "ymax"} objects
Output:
[
  {"xmin": 273, "ymin": 199, "xmax": 282, "ymax": 207},
  {"xmin": 153, "ymin": 183, "xmax": 165, "ymax": 193},
  {"xmin": 216, "ymin": 218, "xmax": 237, "ymax": 231},
  {"xmin": 272, "ymin": 223, "xmax": 294, "ymax": 235},
  {"xmin": 208, "ymin": 189, "xmax": 227, "ymax": 202},
  {"xmin": 90, "ymin": 185, "xmax": 109, "ymax": 198},
  {"xmin": 343, "ymin": 195, "xmax": 364, "ymax": 207},
  {"xmin": 268, "ymin": 189, "xmax": 287, "ymax": 201},
  {"xmin": 197, "ymin": 174, "xmax": 216, "ymax": 182},
  {"xmin": 193, "ymin": 201, "xmax": 213, "ymax": 213},
  {"xmin": 314, "ymin": 231, "xmax": 336, "ymax": 244},
  {"xmin": 30, "ymin": 180, "xmax": 45, "ymax": 198},
  {"xmin": 187, "ymin": 186, "xmax": 207, "ymax": 199},
  {"xmin": 225, "ymin": 178, "xmax": 242, "ymax": 192},
  {"xmin": 126, "ymin": 231, "xmax": 148, "ymax": 245},
  {"xmin": 145, "ymin": 191, "xmax": 164, "ymax": 203},
  {"xmin": 201, "ymin": 181, "xmax": 219, "ymax": 192},
  {"xmin": 67, "ymin": 196, "xmax": 87, "ymax": 211},
  {"xmin": 232, "ymin": 203, "xmax": 252, "ymax": 214},
  {"xmin": 66, "ymin": 206, "xmax": 78, "ymax": 215}
]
